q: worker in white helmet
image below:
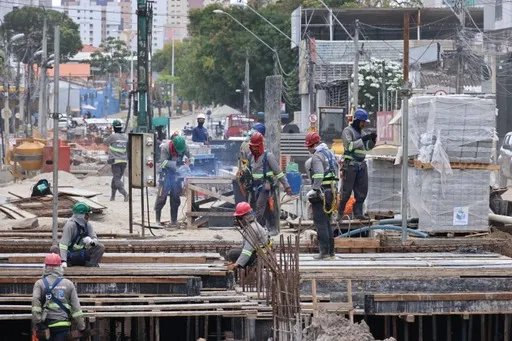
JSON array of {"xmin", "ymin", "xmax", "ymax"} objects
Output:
[{"xmin": 192, "ymin": 113, "xmax": 209, "ymax": 143}]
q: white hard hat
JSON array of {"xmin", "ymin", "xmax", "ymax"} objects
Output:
[{"xmin": 197, "ymin": 113, "xmax": 206, "ymax": 120}]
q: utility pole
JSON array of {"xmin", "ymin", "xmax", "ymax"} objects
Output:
[
  {"xmin": 244, "ymin": 51, "xmax": 250, "ymax": 117},
  {"xmin": 51, "ymin": 26, "xmax": 60, "ymax": 244},
  {"xmin": 39, "ymin": 17, "xmax": 47, "ymax": 137},
  {"xmin": 352, "ymin": 19, "xmax": 360, "ymax": 112},
  {"xmin": 401, "ymin": 12, "xmax": 411, "ymax": 245},
  {"xmin": 455, "ymin": 0, "xmax": 465, "ymax": 94},
  {"xmin": 25, "ymin": 56, "xmax": 32, "ymax": 137},
  {"xmin": 66, "ymin": 74, "xmax": 71, "ymax": 116},
  {"xmin": 307, "ymin": 38, "xmax": 315, "ymax": 121}
]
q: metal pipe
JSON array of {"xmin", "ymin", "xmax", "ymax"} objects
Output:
[
  {"xmin": 51, "ymin": 26, "xmax": 60, "ymax": 244},
  {"xmin": 489, "ymin": 212, "xmax": 512, "ymax": 224}
]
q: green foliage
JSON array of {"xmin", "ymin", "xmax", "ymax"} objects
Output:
[
  {"xmin": 357, "ymin": 58, "xmax": 403, "ymax": 113},
  {"xmin": 0, "ymin": 7, "xmax": 82, "ymax": 61},
  {"xmin": 90, "ymin": 37, "xmax": 130, "ymax": 76},
  {"xmin": 153, "ymin": 4, "xmax": 299, "ymax": 112}
]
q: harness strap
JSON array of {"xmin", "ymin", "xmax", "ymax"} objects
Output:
[{"xmin": 42, "ymin": 277, "xmax": 71, "ymax": 318}]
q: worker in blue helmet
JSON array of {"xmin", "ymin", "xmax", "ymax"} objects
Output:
[{"xmin": 337, "ymin": 108, "xmax": 376, "ymax": 221}]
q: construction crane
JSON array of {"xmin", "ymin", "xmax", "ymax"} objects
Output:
[{"xmin": 135, "ymin": 0, "xmax": 153, "ymax": 132}]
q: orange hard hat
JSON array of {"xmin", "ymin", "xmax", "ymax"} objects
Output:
[
  {"xmin": 44, "ymin": 253, "xmax": 62, "ymax": 266},
  {"xmin": 249, "ymin": 132, "xmax": 264, "ymax": 146},
  {"xmin": 305, "ymin": 132, "xmax": 320, "ymax": 147},
  {"xmin": 234, "ymin": 202, "xmax": 253, "ymax": 217}
]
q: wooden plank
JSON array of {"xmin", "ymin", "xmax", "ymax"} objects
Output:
[
  {"xmin": 67, "ymin": 196, "xmax": 106, "ymax": 210},
  {"xmin": 335, "ymin": 239, "xmax": 380, "ymax": 249},
  {"xmin": 0, "ymin": 275, "xmax": 202, "ymax": 284},
  {"xmin": 186, "ymin": 212, "xmax": 234, "ymax": 217},
  {"xmin": 0, "ymin": 253, "xmax": 216, "ymax": 264},
  {"xmin": 373, "ymin": 292, "xmax": 512, "ymax": 302},
  {"xmin": 187, "ymin": 184, "xmax": 235, "ymax": 205},
  {"xmin": 412, "ymin": 159, "xmax": 499, "ymax": 171},
  {"xmin": 58, "ymin": 188, "xmax": 102, "ymax": 198}
]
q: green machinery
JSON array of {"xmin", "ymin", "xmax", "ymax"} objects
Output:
[{"xmin": 135, "ymin": 0, "xmax": 153, "ymax": 132}]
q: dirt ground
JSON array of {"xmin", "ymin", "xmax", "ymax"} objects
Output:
[
  {"xmin": 0, "ymin": 171, "xmax": 244, "ymax": 242},
  {"xmin": 303, "ymin": 313, "xmax": 396, "ymax": 341}
]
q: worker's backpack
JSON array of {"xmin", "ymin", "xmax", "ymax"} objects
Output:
[{"xmin": 31, "ymin": 179, "xmax": 52, "ymax": 198}]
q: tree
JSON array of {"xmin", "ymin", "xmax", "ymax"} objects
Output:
[
  {"xmin": 0, "ymin": 7, "xmax": 82, "ymax": 61},
  {"xmin": 357, "ymin": 58, "xmax": 403, "ymax": 113},
  {"xmin": 90, "ymin": 37, "xmax": 130, "ymax": 76}
]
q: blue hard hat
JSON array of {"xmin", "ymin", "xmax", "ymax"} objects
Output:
[
  {"xmin": 354, "ymin": 108, "xmax": 370, "ymax": 122},
  {"xmin": 252, "ymin": 123, "xmax": 265, "ymax": 136}
]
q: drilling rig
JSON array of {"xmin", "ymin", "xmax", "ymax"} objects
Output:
[{"xmin": 135, "ymin": 0, "xmax": 153, "ymax": 132}]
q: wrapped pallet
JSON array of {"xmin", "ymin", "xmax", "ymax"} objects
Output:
[
  {"xmin": 409, "ymin": 168, "xmax": 490, "ymax": 233},
  {"xmin": 367, "ymin": 158, "xmax": 401, "ymax": 214}
]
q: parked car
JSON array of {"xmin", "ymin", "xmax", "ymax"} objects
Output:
[{"xmin": 498, "ymin": 132, "xmax": 512, "ymax": 186}]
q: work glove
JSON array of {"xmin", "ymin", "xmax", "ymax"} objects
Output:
[
  {"xmin": 361, "ymin": 134, "xmax": 371, "ymax": 142},
  {"xmin": 83, "ymin": 236, "xmax": 93, "ymax": 246},
  {"xmin": 284, "ymin": 186, "xmax": 293, "ymax": 196},
  {"xmin": 306, "ymin": 189, "xmax": 320, "ymax": 200},
  {"xmin": 61, "ymin": 261, "xmax": 67, "ymax": 268},
  {"xmin": 369, "ymin": 132, "xmax": 377, "ymax": 142}
]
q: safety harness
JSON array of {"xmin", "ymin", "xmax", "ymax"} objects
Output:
[
  {"xmin": 343, "ymin": 126, "xmax": 368, "ymax": 163},
  {"xmin": 67, "ymin": 222, "xmax": 89, "ymax": 266},
  {"xmin": 42, "ymin": 277, "xmax": 71, "ymax": 328},
  {"xmin": 316, "ymin": 149, "xmax": 339, "ymax": 215}
]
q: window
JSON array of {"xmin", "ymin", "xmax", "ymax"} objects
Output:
[{"xmin": 496, "ymin": 0, "xmax": 503, "ymax": 20}]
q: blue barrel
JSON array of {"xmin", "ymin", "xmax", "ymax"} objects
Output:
[{"xmin": 286, "ymin": 171, "xmax": 302, "ymax": 195}]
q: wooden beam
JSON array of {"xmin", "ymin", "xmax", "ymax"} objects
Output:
[{"xmin": 187, "ymin": 184, "xmax": 235, "ymax": 205}]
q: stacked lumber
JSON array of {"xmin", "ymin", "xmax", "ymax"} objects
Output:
[
  {"xmin": 0, "ymin": 252, "xmax": 263, "ymax": 322},
  {"xmin": 298, "ymin": 252, "xmax": 512, "ymax": 315}
]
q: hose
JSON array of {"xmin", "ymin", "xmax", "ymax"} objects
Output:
[
  {"xmin": 337, "ymin": 224, "xmax": 429, "ymax": 238},
  {"xmin": 378, "ymin": 218, "xmax": 419, "ymax": 225}
]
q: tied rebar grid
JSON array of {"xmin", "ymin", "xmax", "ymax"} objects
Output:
[{"xmin": 237, "ymin": 221, "xmax": 301, "ymax": 341}]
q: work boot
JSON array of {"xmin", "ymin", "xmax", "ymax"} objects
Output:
[
  {"xmin": 110, "ymin": 195, "xmax": 115, "ymax": 201},
  {"xmin": 313, "ymin": 253, "xmax": 327, "ymax": 260},
  {"xmin": 123, "ymin": 194, "xmax": 129, "ymax": 202}
]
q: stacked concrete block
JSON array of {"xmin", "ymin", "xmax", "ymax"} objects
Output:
[
  {"xmin": 407, "ymin": 95, "xmax": 495, "ymax": 233},
  {"xmin": 367, "ymin": 158, "xmax": 401, "ymax": 214}
]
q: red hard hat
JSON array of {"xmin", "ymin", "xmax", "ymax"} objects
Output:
[
  {"xmin": 305, "ymin": 132, "xmax": 321, "ymax": 147},
  {"xmin": 249, "ymin": 132, "xmax": 264, "ymax": 146},
  {"xmin": 234, "ymin": 202, "xmax": 253, "ymax": 217},
  {"xmin": 44, "ymin": 253, "xmax": 62, "ymax": 266}
]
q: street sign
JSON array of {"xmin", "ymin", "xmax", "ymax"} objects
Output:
[{"xmin": 309, "ymin": 113, "xmax": 317, "ymax": 123}]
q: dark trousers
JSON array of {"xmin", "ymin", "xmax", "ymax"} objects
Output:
[
  {"xmin": 49, "ymin": 326, "xmax": 69, "ymax": 341},
  {"xmin": 252, "ymin": 188, "xmax": 279, "ymax": 236},
  {"xmin": 68, "ymin": 242, "xmax": 105, "ymax": 267},
  {"xmin": 226, "ymin": 247, "xmax": 257, "ymax": 268},
  {"xmin": 338, "ymin": 162, "xmax": 368, "ymax": 217},
  {"xmin": 311, "ymin": 189, "xmax": 334, "ymax": 256},
  {"xmin": 111, "ymin": 162, "xmax": 127, "ymax": 198},
  {"xmin": 154, "ymin": 173, "xmax": 183, "ymax": 223}
]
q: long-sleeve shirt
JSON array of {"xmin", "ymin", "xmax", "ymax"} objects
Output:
[
  {"xmin": 158, "ymin": 141, "xmax": 191, "ymax": 171},
  {"xmin": 105, "ymin": 132, "xmax": 128, "ymax": 163},
  {"xmin": 250, "ymin": 151, "xmax": 289, "ymax": 189},
  {"xmin": 341, "ymin": 125, "xmax": 374, "ymax": 162},
  {"xmin": 32, "ymin": 267, "xmax": 85, "ymax": 330},
  {"xmin": 192, "ymin": 126, "xmax": 209, "ymax": 143},
  {"xmin": 236, "ymin": 220, "xmax": 269, "ymax": 267},
  {"xmin": 59, "ymin": 216, "xmax": 98, "ymax": 262},
  {"xmin": 308, "ymin": 143, "xmax": 339, "ymax": 190}
]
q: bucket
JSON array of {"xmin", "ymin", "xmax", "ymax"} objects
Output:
[{"xmin": 286, "ymin": 171, "xmax": 302, "ymax": 195}]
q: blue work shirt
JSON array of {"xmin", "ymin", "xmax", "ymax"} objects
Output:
[{"xmin": 192, "ymin": 126, "xmax": 209, "ymax": 143}]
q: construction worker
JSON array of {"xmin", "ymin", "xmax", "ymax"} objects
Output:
[
  {"xmin": 226, "ymin": 202, "xmax": 270, "ymax": 271},
  {"xmin": 154, "ymin": 135, "xmax": 191, "ymax": 226},
  {"xmin": 248, "ymin": 132, "xmax": 292, "ymax": 235},
  {"xmin": 105, "ymin": 119, "xmax": 129, "ymax": 202},
  {"xmin": 337, "ymin": 108, "xmax": 376, "ymax": 220},
  {"xmin": 32, "ymin": 253, "xmax": 86, "ymax": 341},
  {"xmin": 305, "ymin": 132, "xmax": 338, "ymax": 260},
  {"xmin": 192, "ymin": 113, "xmax": 209, "ymax": 143},
  {"xmin": 236, "ymin": 123, "xmax": 266, "ymax": 202},
  {"xmin": 59, "ymin": 202, "xmax": 105, "ymax": 267}
]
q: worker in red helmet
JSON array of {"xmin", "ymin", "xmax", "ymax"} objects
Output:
[
  {"xmin": 236, "ymin": 123, "xmax": 266, "ymax": 202},
  {"xmin": 338, "ymin": 108, "xmax": 376, "ymax": 221},
  {"xmin": 32, "ymin": 253, "xmax": 87, "ymax": 341},
  {"xmin": 226, "ymin": 202, "xmax": 271, "ymax": 271},
  {"xmin": 248, "ymin": 132, "xmax": 292, "ymax": 235},
  {"xmin": 305, "ymin": 132, "xmax": 339, "ymax": 260},
  {"xmin": 154, "ymin": 135, "xmax": 191, "ymax": 226}
]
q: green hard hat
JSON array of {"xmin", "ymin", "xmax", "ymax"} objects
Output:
[
  {"xmin": 72, "ymin": 202, "xmax": 91, "ymax": 214},
  {"xmin": 112, "ymin": 120, "xmax": 122, "ymax": 128},
  {"xmin": 173, "ymin": 136, "xmax": 186, "ymax": 153}
]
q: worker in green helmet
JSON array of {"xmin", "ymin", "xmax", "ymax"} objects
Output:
[
  {"xmin": 58, "ymin": 202, "xmax": 105, "ymax": 267},
  {"xmin": 104, "ymin": 119, "xmax": 129, "ymax": 202},
  {"xmin": 154, "ymin": 135, "xmax": 191, "ymax": 226}
]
